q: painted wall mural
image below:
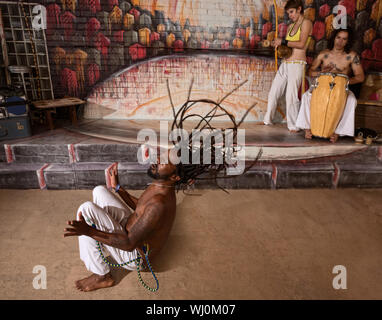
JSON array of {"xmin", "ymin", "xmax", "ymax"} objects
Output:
[
  {"xmin": 85, "ymin": 54, "xmax": 277, "ymax": 121},
  {"xmin": 37, "ymin": 0, "xmax": 382, "ymax": 120}
]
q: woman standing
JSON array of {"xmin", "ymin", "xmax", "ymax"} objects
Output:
[{"xmin": 263, "ymin": 0, "xmax": 312, "ymax": 132}]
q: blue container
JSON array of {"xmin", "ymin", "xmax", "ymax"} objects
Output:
[
  {"xmin": 5, "ymin": 96, "xmax": 27, "ymax": 116},
  {"xmin": 0, "ymin": 116, "xmax": 32, "ymax": 140}
]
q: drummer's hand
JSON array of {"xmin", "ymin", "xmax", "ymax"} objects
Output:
[{"xmin": 321, "ymin": 64, "xmax": 333, "ymax": 73}]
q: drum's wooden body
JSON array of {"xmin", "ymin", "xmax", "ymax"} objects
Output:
[{"xmin": 310, "ymin": 73, "xmax": 349, "ymax": 138}]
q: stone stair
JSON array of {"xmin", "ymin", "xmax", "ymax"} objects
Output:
[{"xmin": 1, "ymin": 140, "xmax": 382, "ymax": 190}]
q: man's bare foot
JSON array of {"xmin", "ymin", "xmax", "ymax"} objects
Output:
[
  {"xmin": 289, "ymin": 129, "xmax": 300, "ymax": 133},
  {"xmin": 330, "ymin": 133, "xmax": 339, "ymax": 143},
  {"xmin": 75, "ymin": 272, "xmax": 115, "ymax": 292},
  {"xmin": 305, "ymin": 129, "xmax": 313, "ymax": 139}
]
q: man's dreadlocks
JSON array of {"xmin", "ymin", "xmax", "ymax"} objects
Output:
[{"xmin": 166, "ymin": 79, "xmax": 262, "ymax": 192}]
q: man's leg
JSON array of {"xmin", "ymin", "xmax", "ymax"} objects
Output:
[
  {"xmin": 92, "ymin": 185, "xmax": 131, "ymax": 224},
  {"xmin": 329, "ymin": 91, "xmax": 357, "ymax": 143},
  {"xmin": 263, "ymin": 63, "xmax": 287, "ymax": 125},
  {"xmin": 91, "ymin": 185, "xmax": 142, "ymax": 271},
  {"xmin": 334, "ymin": 91, "xmax": 357, "ymax": 138},
  {"xmin": 75, "ymin": 195, "xmax": 139, "ymax": 291},
  {"xmin": 76, "ymin": 201, "xmax": 116, "ymax": 291}
]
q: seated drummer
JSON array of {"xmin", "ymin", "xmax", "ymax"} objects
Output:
[{"xmin": 296, "ymin": 28, "xmax": 365, "ymax": 143}]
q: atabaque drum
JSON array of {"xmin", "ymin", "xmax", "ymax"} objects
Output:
[{"xmin": 310, "ymin": 73, "xmax": 349, "ymax": 138}]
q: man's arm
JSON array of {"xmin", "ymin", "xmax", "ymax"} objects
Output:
[
  {"xmin": 117, "ymin": 187, "xmax": 138, "ymax": 211},
  {"xmin": 64, "ymin": 202, "xmax": 164, "ymax": 251},
  {"xmin": 308, "ymin": 52, "xmax": 325, "ymax": 77},
  {"xmin": 286, "ymin": 19, "xmax": 312, "ymax": 50},
  {"xmin": 349, "ymin": 53, "xmax": 365, "ymax": 85},
  {"xmin": 109, "ymin": 166, "xmax": 138, "ymax": 210}
]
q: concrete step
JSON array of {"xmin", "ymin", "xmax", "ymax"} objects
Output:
[
  {"xmin": 1, "ymin": 143, "xmax": 140, "ymax": 164},
  {"xmin": 0, "ymin": 162, "xmax": 151, "ymax": 190},
  {"xmin": 1, "ymin": 157, "xmax": 382, "ymax": 190}
]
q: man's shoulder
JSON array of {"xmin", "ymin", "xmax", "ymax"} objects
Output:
[
  {"xmin": 318, "ymin": 49, "xmax": 330, "ymax": 57},
  {"xmin": 347, "ymin": 50, "xmax": 359, "ymax": 58},
  {"xmin": 144, "ymin": 195, "xmax": 167, "ymax": 213}
]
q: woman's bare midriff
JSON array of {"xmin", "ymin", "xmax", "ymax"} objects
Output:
[{"xmin": 286, "ymin": 47, "xmax": 307, "ymax": 62}]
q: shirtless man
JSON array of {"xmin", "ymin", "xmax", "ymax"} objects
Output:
[
  {"xmin": 63, "ymin": 152, "xmax": 180, "ymax": 292},
  {"xmin": 296, "ymin": 28, "xmax": 365, "ymax": 142},
  {"xmin": 263, "ymin": 0, "xmax": 313, "ymax": 132}
]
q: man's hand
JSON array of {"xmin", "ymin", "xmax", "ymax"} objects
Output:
[
  {"xmin": 64, "ymin": 212, "xmax": 93, "ymax": 238},
  {"xmin": 109, "ymin": 165, "xmax": 119, "ymax": 190}
]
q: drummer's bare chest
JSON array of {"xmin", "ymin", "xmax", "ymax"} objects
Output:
[{"xmin": 323, "ymin": 52, "xmax": 352, "ymax": 72}]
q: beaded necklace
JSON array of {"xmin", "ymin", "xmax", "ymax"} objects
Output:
[{"xmin": 91, "ymin": 224, "xmax": 159, "ymax": 292}]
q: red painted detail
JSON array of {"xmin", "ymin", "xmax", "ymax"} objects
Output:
[
  {"xmin": 313, "ymin": 21, "xmax": 325, "ymax": 41},
  {"xmin": 278, "ymin": 23, "xmax": 288, "ymax": 38},
  {"xmin": 332, "ymin": 163, "xmax": 340, "ymax": 188},
  {"xmin": 37, "ymin": 164, "xmax": 50, "ymax": 190},
  {"xmin": 319, "ymin": 4, "xmax": 330, "ymax": 18},
  {"xmin": 61, "ymin": 68, "xmax": 78, "ymax": 97},
  {"xmin": 173, "ymin": 40, "xmax": 184, "ymax": 52},
  {"xmin": 60, "ymin": 11, "xmax": 76, "ymax": 41},
  {"xmin": 46, "ymin": 4, "xmax": 61, "ymax": 36},
  {"xmin": 113, "ymin": 30, "xmax": 124, "ymax": 43},
  {"xmin": 87, "ymin": 63, "xmax": 100, "ymax": 86},
  {"xmin": 249, "ymin": 34, "xmax": 260, "ymax": 49},
  {"xmin": 4, "ymin": 144, "xmax": 13, "ymax": 163},
  {"xmin": 271, "ymin": 164, "xmax": 277, "ymax": 188},
  {"xmin": 86, "ymin": 18, "xmax": 101, "ymax": 44},
  {"xmin": 339, "ymin": 0, "xmax": 356, "ymax": 19},
  {"xmin": 262, "ymin": 22, "xmax": 272, "ymax": 39},
  {"xmin": 150, "ymin": 32, "xmax": 160, "ymax": 42},
  {"xmin": 108, "ymin": 0, "xmax": 118, "ymax": 11},
  {"xmin": 129, "ymin": 8, "xmax": 140, "ymax": 21},
  {"xmin": 68, "ymin": 144, "xmax": 76, "ymax": 163},
  {"xmin": 129, "ymin": 43, "xmax": 146, "ymax": 60}
]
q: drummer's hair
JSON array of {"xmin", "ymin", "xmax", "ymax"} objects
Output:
[
  {"xmin": 285, "ymin": 0, "xmax": 304, "ymax": 14},
  {"xmin": 328, "ymin": 28, "xmax": 353, "ymax": 54}
]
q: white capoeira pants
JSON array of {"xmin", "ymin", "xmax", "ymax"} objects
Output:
[
  {"xmin": 296, "ymin": 89, "xmax": 357, "ymax": 137},
  {"xmin": 264, "ymin": 60, "xmax": 306, "ymax": 131},
  {"xmin": 77, "ymin": 185, "xmax": 141, "ymax": 275}
]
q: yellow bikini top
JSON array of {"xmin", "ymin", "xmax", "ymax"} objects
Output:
[{"xmin": 286, "ymin": 19, "xmax": 312, "ymax": 48}]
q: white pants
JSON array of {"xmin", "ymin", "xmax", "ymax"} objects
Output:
[
  {"xmin": 264, "ymin": 61, "xmax": 306, "ymax": 131},
  {"xmin": 296, "ymin": 89, "xmax": 357, "ymax": 137},
  {"xmin": 77, "ymin": 185, "xmax": 141, "ymax": 275}
]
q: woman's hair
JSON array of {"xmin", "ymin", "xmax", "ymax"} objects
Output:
[
  {"xmin": 328, "ymin": 28, "xmax": 353, "ymax": 54},
  {"xmin": 285, "ymin": 0, "xmax": 304, "ymax": 14}
]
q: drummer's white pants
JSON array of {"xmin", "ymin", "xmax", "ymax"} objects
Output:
[
  {"xmin": 77, "ymin": 186, "xmax": 141, "ymax": 275},
  {"xmin": 264, "ymin": 61, "xmax": 306, "ymax": 131},
  {"xmin": 296, "ymin": 90, "xmax": 357, "ymax": 137}
]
